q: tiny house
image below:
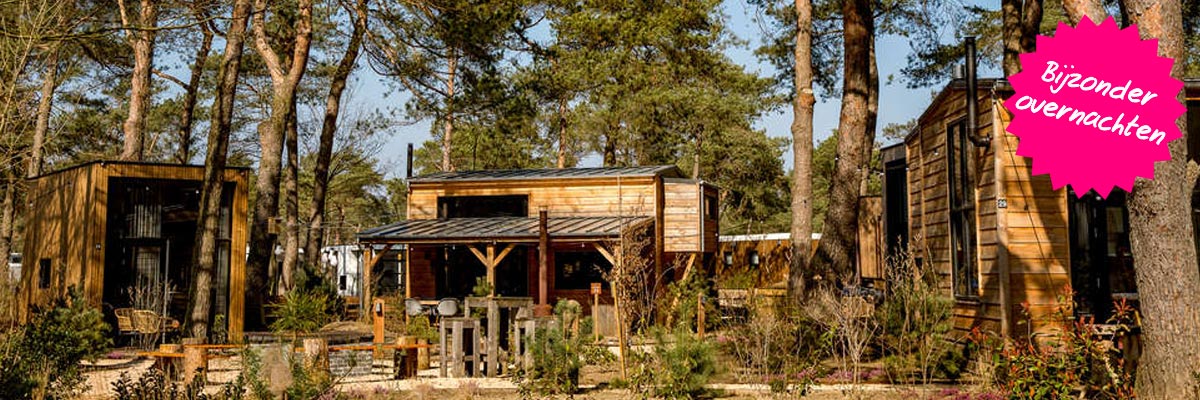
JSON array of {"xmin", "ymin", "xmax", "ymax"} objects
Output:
[
  {"xmin": 885, "ymin": 77, "xmax": 1200, "ymax": 339},
  {"xmin": 18, "ymin": 161, "xmax": 250, "ymax": 341},
  {"xmin": 357, "ymin": 166, "xmax": 719, "ymax": 313}
]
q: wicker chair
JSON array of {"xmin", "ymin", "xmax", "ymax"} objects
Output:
[
  {"xmin": 132, "ymin": 310, "xmax": 180, "ymax": 334},
  {"xmin": 114, "ymin": 308, "xmax": 137, "ymax": 334}
]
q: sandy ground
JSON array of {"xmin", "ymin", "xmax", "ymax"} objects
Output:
[{"xmin": 79, "ymin": 352, "xmax": 976, "ymax": 400}]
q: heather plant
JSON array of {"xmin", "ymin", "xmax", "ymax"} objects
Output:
[
  {"xmin": 0, "ymin": 288, "xmax": 111, "ymax": 400},
  {"xmin": 111, "ymin": 369, "xmax": 209, "ymax": 400},
  {"xmin": 876, "ymin": 247, "xmax": 960, "ymax": 383}
]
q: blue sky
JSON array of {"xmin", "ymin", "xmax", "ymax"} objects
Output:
[{"xmin": 345, "ymin": 0, "xmax": 998, "ymax": 176}]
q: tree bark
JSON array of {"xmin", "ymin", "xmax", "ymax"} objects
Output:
[
  {"xmin": 1062, "ymin": 0, "xmax": 1106, "ymax": 25},
  {"xmin": 120, "ymin": 0, "xmax": 158, "ymax": 161},
  {"xmin": 810, "ymin": 0, "xmax": 873, "ymax": 285},
  {"xmin": 186, "ymin": 0, "xmax": 252, "ymax": 340},
  {"xmin": 1122, "ymin": 2, "xmax": 1200, "ymax": 397},
  {"xmin": 557, "ymin": 98, "xmax": 568, "ymax": 169},
  {"xmin": 441, "ymin": 54, "xmax": 457, "ymax": 172},
  {"xmin": 859, "ymin": 37, "xmax": 878, "ymax": 197},
  {"xmin": 282, "ymin": 103, "xmax": 300, "ymax": 292},
  {"xmin": 29, "ymin": 50, "xmax": 58, "ymax": 178},
  {"xmin": 788, "ymin": 0, "xmax": 815, "ymax": 303},
  {"xmin": 306, "ymin": 0, "xmax": 367, "ymax": 275},
  {"xmin": 1003, "ymin": 0, "xmax": 1045, "ymax": 76},
  {"xmin": 0, "ymin": 172, "xmax": 13, "ymax": 274},
  {"xmin": 177, "ymin": 12, "xmax": 214, "ymax": 164},
  {"xmin": 248, "ymin": 0, "xmax": 313, "ymax": 301}
]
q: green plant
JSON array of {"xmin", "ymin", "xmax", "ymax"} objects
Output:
[
  {"xmin": 647, "ymin": 328, "xmax": 718, "ymax": 399},
  {"xmin": 221, "ymin": 347, "xmax": 273, "ymax": 400},
  {"xmin": 519, "ymin": 325, "xmax": 581, "ymax": 395},
  {"xmin": 405, "ymin": 314, "xmax": 438, "ymax": 343},
  {"xmin": 661, "ymin": 268, "xmax": 717, "ymax": 332},
  {"xmin": 284, "ymin": 353, "xmax": 335, "ymax": 400},
  {"xmin": 269, "ymin": 288, "xmax": 334, "ymax": 334},
  {"xmin": 0, "ymin": 288, "xmax": 111, "ymax": 400},
  {"xmin": 471, "ymin": 276, "xmax": 493, "ymax": 297},
  {"xmin": 112, "ymin": 369, "xmax": 209, "ymax": 400},
  {"xmin": 875, "ymin": 247, "xmax": 957, "ymax": 384}
]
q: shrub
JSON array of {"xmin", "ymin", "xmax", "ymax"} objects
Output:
[
  {"xmin": 647, "ymin": 328, "xmax": 718, "ymax": 399},
  {"xmin": 520, "ymin": 325, "xmax": 581, "ymax": 395},
  {"xmin": 112, "ymin": 369, "xmax": 209, "ymax": 400},
  {"xmin": 404, "ymin": 314, "xmax": 438, "ymax": 343},
  {"xmin": 719, "ymin": 311, "xmax": 831, "ymax": 387},
  {"xmin": 269, "ymin": 288, "xmax": 334, "ymax": 334},
  {"xmin": 875, "ymin": 247, "xmax": 957, "ymax": 384},
  {"xmin": 0, "ymin": 288, "xmax": 111, "ymax": 400}
]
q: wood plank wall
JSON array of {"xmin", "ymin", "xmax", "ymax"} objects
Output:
[
  {"xmin": 19, "ymin": 162, "xmax": 249, "ymax": 341},
  {"xmin": 992, "ymin": 101, "xmax": 1072, "ymax": 339},
  {"xmin": 664, "ymin": 179, "xmax": 701, "ymax": 252},
  {"xmin": 407, "ymin": 178, "xmax": 658, "ymax": 220},
  {"xmin": 906, "ymin": 87, "xmax": 1003, "ymax": 336}
]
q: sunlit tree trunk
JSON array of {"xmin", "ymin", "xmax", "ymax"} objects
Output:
[
  {"xmin": 119, "ymin": 0, "xmax": 158, "ymax": 161},
  {"xmin": 1062, "ymin": 0, "xmax": 1106, "ymax": 24},
  {"xmin": 441, "ymin": 54, "xmax": 457, "ymax": 172},
  {"xmin": 1121, "ymin": 1, "xmax": 1200, "ymax": 397},
  {"xmin": 29, "ymin": 50, "xmax": 57, "ymax": 177},
  {"xmin": 177, "ymin": 12, "xmax": 213, "ymax": 164},
  {"xmin": 186, "ymin": 0, "xmax": 252, "ymax": 340},
  {"xmin": 307, "ymin": 0, "xmax": 367, "ymax": 275},
  {"xmin": 788, "ymin": 0, "xmax": 815, "ymax": 302},
  {"xmin": 810, "ymin": 0, "xmax": 873, "ymax": 285}
]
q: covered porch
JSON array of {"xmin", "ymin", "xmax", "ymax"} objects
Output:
[{"xmin": 356, "ymin": 214, "xmax": 652, "ymax": 313}]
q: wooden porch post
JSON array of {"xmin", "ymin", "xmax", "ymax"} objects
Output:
[{"xmin": 536, "ymin": 208, "xmax": 551, "ymax": 316}]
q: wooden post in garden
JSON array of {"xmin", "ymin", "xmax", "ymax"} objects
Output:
[
  {"xmin": 535, "ymin": 208, "xmax": 551, "ymax": 316},
  {"xmin": 303, "ymin": 338, "xmax": 329, "ymax": 373},
  {"xmin": 181, "ymin": 338, "xmax": 207, "ymax": 385},
  {"xmin": 696, "ymin": 292, "xmax": 705, "ymax": 339},
  {"xmin": 591, "ymin": 282, "xmax": 601, "ymax": 343},
  {"xmin": 373, "ymin": 298, "xmax": 386, "ymax": 359}
]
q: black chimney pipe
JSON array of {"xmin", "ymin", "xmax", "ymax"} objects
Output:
[
  {"xmin": 965, "ymin": 36, "xmax": 990, "ymax": 147},
  {"xmin": 406, "ymin": 143, "xmax": 413, "ymax": 178}
]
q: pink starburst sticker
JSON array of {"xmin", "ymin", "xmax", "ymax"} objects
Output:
[{"xmin": 1004, "ymin": 16, "xmax": 1186, "ymax": 198}]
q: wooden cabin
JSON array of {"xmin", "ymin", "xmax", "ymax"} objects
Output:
[
  {"xmin": 885, "ymin": 78, "xmax": 1200, "ymax": 340},
  {"xmin": 18, "ymin": 161, "xmax": 250, "ymax": 341},
  {"xmin": 357, "ymin": 166, "xmax": 719, "ymax": 313}
]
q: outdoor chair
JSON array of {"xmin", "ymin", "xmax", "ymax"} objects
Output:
[
  {"xmin": 132, "ymin": 309, "xmax": 180, "ymax": 335},
  {"xmin": 437, "ymin": 298, "xmax": 459, "ymax": 317},
  {"xmin": 114, "ymin": 308, "xmax": 137, "ymax": 335},
  {"xmin": 404, "ymin": 298, "xmax": 426, "ymax": 317}
]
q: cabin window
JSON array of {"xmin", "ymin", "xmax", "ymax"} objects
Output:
[
  {"xmin": 38, "ymin": 259, "xmax": 51, "ymax": 289},
  {"xmin": 438, "ymin": 195, "xmax": 529, "ymax": 218},
  {"xmin": 339, "ymin": 275, "xmax": 347, "ymax": 291},
  {"xmin": 947, "ymin": 120, "xmax": 978, "ymax": 299},
  {"xmin": 704, "ymin": 194, "xmax": 718, "ymax": 220},
  {"xmin": 554, "ymin": 250, "xmax": 610, "ymax": 290}
]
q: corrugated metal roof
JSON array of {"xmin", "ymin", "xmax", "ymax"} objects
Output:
[
  {"xmin": 409, "ymin": 165, "xmax": 682, "ymax": 183},
  {"xmin": 358, "ymin": 216, "xmax": 652, "ymax": 243}
]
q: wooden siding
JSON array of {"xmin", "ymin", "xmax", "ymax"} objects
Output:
[
  {"xmin": 858, "ymin": 197, "xmax": 883, "ymax": 280},
  {"xmin": 407, "ymin": 177, "xmax": 658, "ymax": 220},
  {"xmin": 992, "ymin": 101, "xmax": 1071, "ymax": 338},
  {"xmin": 663, "ymin": 179, "xmax": 701, "ymax": 252},
  {"xmin": 19, "ymin": 162, "xmax": 249, "ymax": 341},
  {"xmin": 701, "ymin": 184, "xmax": 719, "ymax": 252},
  {"xmin": 906, "ymin": 86, "xmax": 1002, "ymax": 336}
]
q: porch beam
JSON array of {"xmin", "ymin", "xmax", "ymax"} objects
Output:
[{"xmin": 592, "ymin": 242, "xmax": 617, "ymax": 266}]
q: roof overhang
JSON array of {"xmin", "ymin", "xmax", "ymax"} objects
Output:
[{"xmin": 357, "ymin": 216, "xmax": 653, "ymax": 245}]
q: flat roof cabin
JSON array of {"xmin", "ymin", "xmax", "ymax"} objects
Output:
[{"xmin": 18, "ymin": 161, "xmax": 250, "ymax": 342}]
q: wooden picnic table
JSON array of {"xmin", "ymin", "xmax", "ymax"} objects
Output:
[{"xmin": 328, "ymin": 343, "xmax": 432, "ymax": 351}]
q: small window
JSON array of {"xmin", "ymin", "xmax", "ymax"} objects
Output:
[
  {"xmin": 338, "ymin": 275, "xmax": 347, "ymax": 291},
  {"xmin": 555, "ymin": 251, "xmax": 610, "ymax": 290},
  {"xmin": 38, "ymin": 259, "xmax": 51, "ymax": 289}
]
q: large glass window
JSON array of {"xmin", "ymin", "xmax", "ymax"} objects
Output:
[
  {"xmin": 437, "ymin": 195, "xmax": 528, "ymax": 218},
  {"xmin": 554, "ymin": 250, "xmax": 610, "ymax": 290},
  {"xmin": 947, "ymin": 120, "xmax": 978, "ymax": 299}
]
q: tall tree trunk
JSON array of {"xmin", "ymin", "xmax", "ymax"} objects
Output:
[
  {"xmin": 178, "ymin": 15, "xmax": 214, "ymax": 164},
  {"xmin": 248, "ymin": 0, "xmax": 313, "ymax": 301},
  {"xmin": 186, "ymin": 0, "xmax": 252, "ymax": 340},
  {"xmin": 307, "ymin": 0, "xmax": 367, "ymax": 275},
  {"xmin": 282, "ymin": 104, "xmax": 300, "ymax": 292},
  {"xmin": 557, "ymin": 98, "xmax": 567, "ymax": 168},
  {"xmin": 120, "ymin": 0, "xmax": 158, "ymax": 161},
  {"xmin": 859, "ymin": 38, "xmax": 878, "ymax": 197},
  {"xmin": 810, "ymin": 0, "xmax": 873, "ymax": 285},
  {"xmin": 788, "ymin": 0, "xmax": 816, "ymax": 302},
  {"xmin": 1123, "ymin": 1, "xmax": 1200, "ymax": 397},
  {"xmin": 29, "ymin": 50, "xmax": 57, "ymax": 178},
  {"xmin": 1004, "ymin": 0, "xmax": 1045, "ymax": 76},
  {"xmin": 0, "ymin": 172, "xmax": 13, "ymax": 274},
  {"xmin": 441, "ymin": 54, "xmax": 457, "ymax": 172},
  {"xmin": 1062, "ymin": 0, "xmax": 1107, "ymax": 24}
]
